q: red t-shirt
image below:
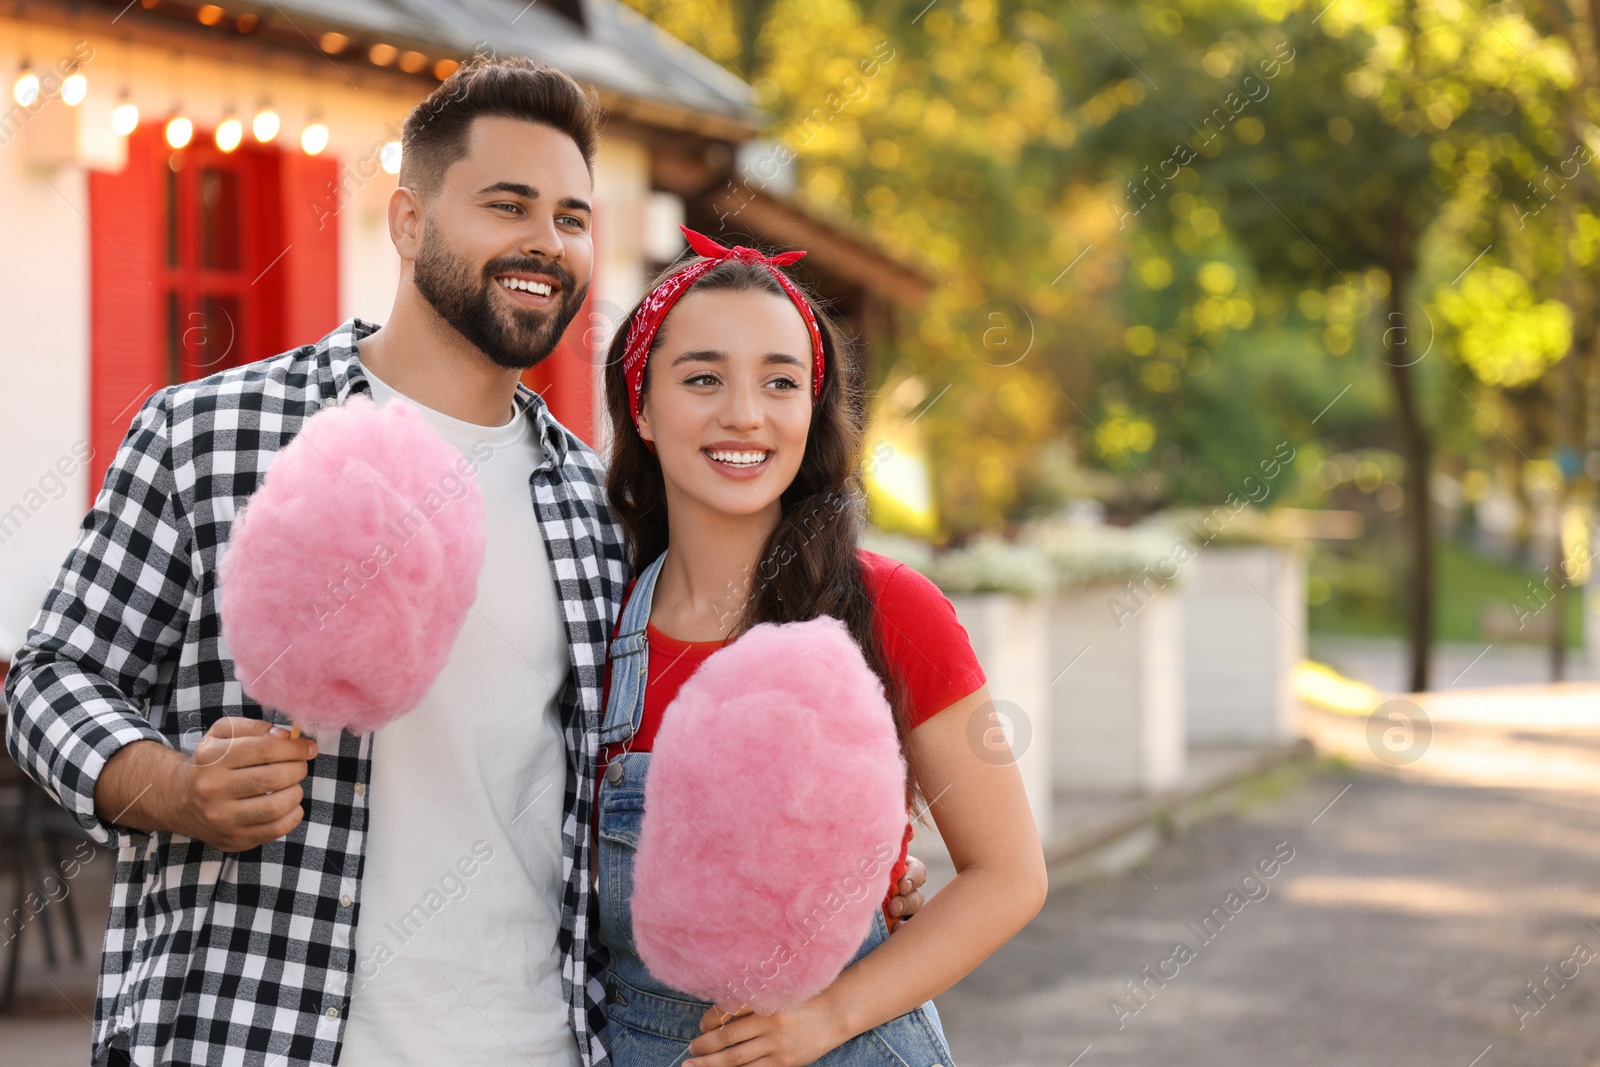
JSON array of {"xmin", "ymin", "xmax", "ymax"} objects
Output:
[{"xmin": 593, "ymin": 548, "xmax": 987, "ymax": 924}]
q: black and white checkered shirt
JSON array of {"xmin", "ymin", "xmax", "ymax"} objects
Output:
[{"xmin": 4, "ymin": 319, "xmax": 628, "ymax": 1067}]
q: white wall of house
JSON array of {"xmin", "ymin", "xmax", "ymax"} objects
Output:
[
  {"xmin": 590, "ymin": 137, "xmax": 652, "ymax": 453},
  {"xmin": 0, "ymin": 21, "xmax": 94, "ymax": 657},
  {"xmin": 329, "ymin": 91, "xmax": 411, "ymax": 327}
]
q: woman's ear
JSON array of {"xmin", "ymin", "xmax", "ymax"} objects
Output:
[{"xmin": 635, "ymin": 405, "xmax": 659, "ymax": 456}]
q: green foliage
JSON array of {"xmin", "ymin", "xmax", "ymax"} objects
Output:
[
  {"xmin": 1435, "ymin": 266, "xmax": 1572, "ymax": 386},
  {"xmin": 1310, "ymin": 538, "xmax": 1584, "ymax": 646},
  {"xmin": 619, "ymin": 0, "xmax": 1594, "ymax": 554}
]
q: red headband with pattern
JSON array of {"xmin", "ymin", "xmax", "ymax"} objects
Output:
[{"xmin": 621, "ymin": 225, "xmax": 826, "ymax": 442}]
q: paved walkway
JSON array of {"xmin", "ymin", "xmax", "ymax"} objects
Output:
[{"xmin": 937, "ymin": 687, "xmax": 1600, "ymax": 1067}]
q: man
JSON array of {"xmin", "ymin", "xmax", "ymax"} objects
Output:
[{"xmin": 5, "ymin": 54, "xmax": 923, "ymax": 1067}]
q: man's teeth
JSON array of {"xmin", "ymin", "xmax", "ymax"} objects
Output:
[
  {"xmin": 498, "ymin": 277, "xmax": 553, "ymax": 296},
  {"xmin": 706, "ymin": 450, "xmax": 770, "ymax": 466}
]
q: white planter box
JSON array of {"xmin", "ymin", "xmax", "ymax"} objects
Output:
[
  {"xmin": 941, "ymin": 593, "xmax": 1054, "ymax": 841},
  {"xmin": 1183, "ymin": 545, "xmax": 1306, "ymax": 744},
  {"xmin": 1048, "ymin": 580, "xmax": 1185, "ymax": 794},
  {"xmin": 1588, "ymin": 528, "xmax": 1600, "ymax": 672}
]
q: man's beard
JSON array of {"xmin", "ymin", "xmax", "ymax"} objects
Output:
[{"xmin": 412, "ymin": 226, "xmax": 588, "ymax": 371}]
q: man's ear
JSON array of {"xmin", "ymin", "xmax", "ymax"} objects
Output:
[{"xmin": 388, "ymin": 186, "xmax": 425, "ymax": 261}]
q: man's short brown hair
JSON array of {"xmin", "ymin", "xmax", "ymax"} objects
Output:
[{"xmin": 398, "ymin": 52, "xmax": 601, "ymax": 197}]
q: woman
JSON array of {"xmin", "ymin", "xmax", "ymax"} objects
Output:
[{"xmin": 594, "ymin": 227, "xmax": 1047, "ymax": 1067}]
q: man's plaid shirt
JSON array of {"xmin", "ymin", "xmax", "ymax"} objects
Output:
[{"xmin": 4, "ymin": 319, "xmax": 628, "ymax": 1067}]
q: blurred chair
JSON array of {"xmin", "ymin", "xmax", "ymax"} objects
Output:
[{"xmin": 1, "ymin": 666, "xmax": 93, "ymax": 1013}]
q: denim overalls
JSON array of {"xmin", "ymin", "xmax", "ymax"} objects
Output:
[{"xmin": 596, "ymin": 550, "xmax": 957, "ymax": 1067}]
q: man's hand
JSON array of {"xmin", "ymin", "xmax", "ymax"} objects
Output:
[
  {"xmin": 95, "ymin": 717, "xmax": 318, "ymax": 852},
  {"xmin": 176, "ymin": 718, "xmax": 318, "ymax": 850},
  {"xmin": 887, "ymin": 854, "xmax": 926, "ymax": 922}
]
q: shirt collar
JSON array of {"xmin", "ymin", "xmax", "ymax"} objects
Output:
[{"xmin": 317, "ymin": 316, "xmax": 572, "ymax": 469}]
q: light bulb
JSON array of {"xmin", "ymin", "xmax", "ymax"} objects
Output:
[
  {"xmin": 13, "ymin": 70, "xmax": 40, "ymax": 107},
  {"xmin": 300, "ymin": 122, "xmax": 329, "ymax": 156},
  {"xmin": 252, "ymin": 108, "xmax": 279, "ymax": 143},
  {"xmin": 112, "ymin": 101, "xmax": 140, "ymax": 135},
  {"xmin": 62, "ymin": 73, "xmax": 88, "ymax": 106},
  {"xmin": 380, "ymin": 141, "xmax": 402, "ymax": 175},
  {"xmin": 165, "ymin": 115, "xmax": 194, "ymax": 149},
  {"xmin": 216, "ymin": 117, "xmax": 243, "ymax": 152}
]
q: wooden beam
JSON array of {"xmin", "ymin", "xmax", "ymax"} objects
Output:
[{"xmin": 705, "ymin": 185, "xmax": 934, "ymax": 308}]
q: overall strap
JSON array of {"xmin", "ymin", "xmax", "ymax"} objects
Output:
[{"xmin": 598, "ymin": 550, "xmax": 668, "ymax": 745}]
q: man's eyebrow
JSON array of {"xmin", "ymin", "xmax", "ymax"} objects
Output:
[
  {"xmin": 476, "ymin": 181, "xmax": 538, "ymax": 199},
  {"xmin": 474, "ymin": 183, "xmax": 593, "ymax": 216}
]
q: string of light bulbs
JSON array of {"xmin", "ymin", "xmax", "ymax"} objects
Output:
[{"xmin": 11, "ymin": 36, "xmax": 399, "ymax": 170}]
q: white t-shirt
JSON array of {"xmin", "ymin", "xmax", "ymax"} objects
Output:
[{"xmin": 339, "ymin": 365, "xmax": 580, "ymax": 1067}]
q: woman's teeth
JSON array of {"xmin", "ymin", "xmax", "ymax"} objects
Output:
[
  {"xmin": 498, "ymin": 277, "xmax": 553, "ymax": 296},
  {"xmin": 705, "ymin": 450, "xmax": 770, "ymax": 467}
]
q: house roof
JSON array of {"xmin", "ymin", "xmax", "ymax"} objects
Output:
[
  {"xmin": 71, "ymin": 0, "xmax": 763, "ymax": 139},
  {"xmin": 280, "ymin": 0, "xmax": 759, "ymax": 135}
]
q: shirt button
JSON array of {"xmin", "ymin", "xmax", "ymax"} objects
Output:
[
  {"xmin": 325, "ymin": 1007, "xmax": 340, "ymax": 1020},
  {"xmin": 323, "ymin": 396, "xmax": 337, "ymax": 408},
  {"xmin": 340, "ymin": 894, "xmax": 353, "ymax": 908},
  {"xmin": 606, "ymin": 761, "xmax": 623, "ymax": 784},
  {"xmin": 354, "ymin": 782, "xmax": 365, "ymax": 797}
]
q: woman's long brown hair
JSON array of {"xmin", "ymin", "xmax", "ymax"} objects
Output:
[{"xmin": 603, "ymin": 255, "xmax": 929, "ymax": 810}]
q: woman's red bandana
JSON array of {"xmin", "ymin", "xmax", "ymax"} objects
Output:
[{"xmin": 620, "ymin": 225, "xmax": 826, "ymax": 440}]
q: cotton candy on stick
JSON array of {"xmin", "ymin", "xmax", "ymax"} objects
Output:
[
  {"xmin": 632, "ymin": 615, "xmax": 909, "ymax": 1015},
  {"xmin": 218, "ymin": 394, "xmax": 486, "ymax": 740}
]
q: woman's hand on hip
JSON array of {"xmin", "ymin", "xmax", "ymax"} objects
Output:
[{"xmin": 684, "ymin": 997, "xmax": 846, "ymax": 1067}]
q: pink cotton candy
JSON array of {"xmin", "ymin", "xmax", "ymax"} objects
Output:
[
  {"xmin": 218, "ymin": 393, "xmax": 486, "ymax": 737},
  {"xmin": 633, "ymin": 615, "xmax": 909, "ymax": 1014}
]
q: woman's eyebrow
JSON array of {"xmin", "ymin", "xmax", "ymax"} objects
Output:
[
  {"xmin": 668, "ymin": 350, "xmax": 808, "ymax": 368},
  {"xmin": 669, "ymin": 349, "xmax": 725, "ymax": 367}
]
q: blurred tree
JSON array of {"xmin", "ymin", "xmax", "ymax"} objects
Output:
[
  {"xmin": 1476, "ymin": 0, "xmax": 1600, "ymax": 677},
  {"xmin": 621, "ymin": 0, "xmax": 1591, "ymax": 680},
  {"xmin": 623, "ymin": 0, "xmax": 1129, "ymax": 537},
  {"xmin": 1088, "ymin": 0, "xmax": 1576, "ymax": 689},
  {"xmin": 1080, "ymin": 1, "xmax": 1435, "ymax": 688}
]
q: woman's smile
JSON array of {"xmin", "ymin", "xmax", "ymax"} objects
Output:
[{"xmin": 701, "ymin": 441, "xmax": 775, "ymax": 479}]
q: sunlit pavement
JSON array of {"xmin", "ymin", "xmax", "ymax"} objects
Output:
[{"xmin": 937, "ymin": 686, "xmax": 1600, "ymax": 1067}]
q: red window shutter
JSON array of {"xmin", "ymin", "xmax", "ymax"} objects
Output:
[
  {"xmin": 87, "ymin": 130, "xmax": 164, "ymax": 506},
  {"xmin": 277, "ymin": 152, "xmax": 341, "ymax": 345},
  {"xmin": 522, "ymin": 204, "xmax": 605, "ymax": 449},
  {"xmin": 87, "ymin": 136, "xmax": 341, "ymax": 506},
  {"xmin": 521, "ymin": 287, "xmax": 602, "ymax": 451}
]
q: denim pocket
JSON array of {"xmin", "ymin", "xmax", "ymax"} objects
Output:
[{"xmin": 597, "ymin": 768, "xmax": 647, "ymax": 954}]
